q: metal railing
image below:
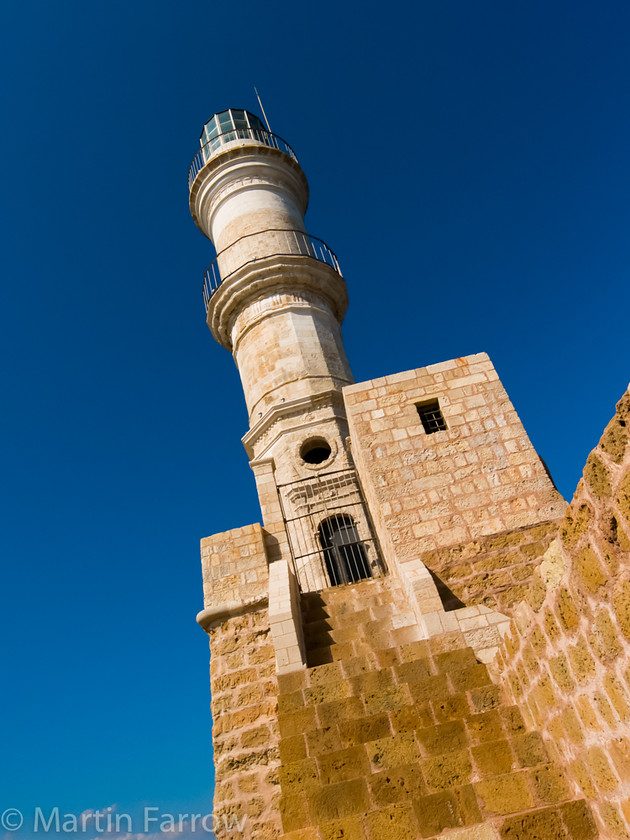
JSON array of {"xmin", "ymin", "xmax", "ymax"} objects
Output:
[
  {"xmin": 202, "ymin": 229, "xmax": 342, "ymax": 314},
  {"xmin": 188, "ymin": 127, "xmax": 298, "ymax": 191},
  {"xmin": 277, "ymin": 469, "xmax": 386, "ymax": 594}
]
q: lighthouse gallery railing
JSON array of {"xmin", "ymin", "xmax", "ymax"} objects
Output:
[
  {"xmin": 202, "ymin": 229, "xmax": 342, "ymax": 314},
  {"xmin": 188, "ymin": 127, "xmax": 298, "ymax": 192}
]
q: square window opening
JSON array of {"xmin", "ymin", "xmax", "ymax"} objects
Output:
[{"xmin": 416, "ymin": 399, "xmax": 447, "ymax": 434}]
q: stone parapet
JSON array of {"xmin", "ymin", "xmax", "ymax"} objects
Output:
[
  {"xmin": 421, "ymin": 519, "xmax": 559, "ymax": 614},
  {"xmin": 199, "ymin": 522, "xmax": 269, "ymax": 619},
  {"xmin": 495, "ymin": 388, "xmax": 630, "ymax": 839}
]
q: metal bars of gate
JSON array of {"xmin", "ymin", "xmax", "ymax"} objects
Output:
[{"xmin": 276, "ymin": 468, "xmax": 386, "ymax": 593}]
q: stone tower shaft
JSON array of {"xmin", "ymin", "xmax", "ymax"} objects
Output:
[
  {"xmin": 188, "ymin": 109, "xmax": 379, "ymax": 599},
  {"xmin": 189, "ymin": 110, "xmax": 353, "ymax": 430}
]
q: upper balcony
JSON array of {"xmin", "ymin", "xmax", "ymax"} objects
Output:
[{"xmin": 188, "ymin": 108, "xmax": 298, "ymax": 192}]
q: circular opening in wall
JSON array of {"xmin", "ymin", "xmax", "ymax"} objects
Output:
[{"xmin": 300, "ymin": 438, "xmax": 332, "ymax": 465}]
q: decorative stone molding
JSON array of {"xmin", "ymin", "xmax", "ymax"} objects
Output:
[
  {"xmin": 207, "ymin": 258, "xmax": 348, "ymax": 350},
  {"xmin": 243, "ymin": 390, "xmax": 348, "ymax": 460}
]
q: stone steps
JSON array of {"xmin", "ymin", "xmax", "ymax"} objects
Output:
[
  {"xmin": 303, "ymin": 584, "xmax": 407, "ymax": 606},
  {"xmin": 277, "ymin": 649, "xmax": 596, "ymax": 839},
  {"xmin": 302, "ymin": 576, "xmax": 423, "ymax": 668},
  {"xmin": 303, "ymin": 613, "xmax": 421, "ymax": 649},
  {"xmin": 276, "ymin": 577, "xmax": 598, "ymax": 839}
]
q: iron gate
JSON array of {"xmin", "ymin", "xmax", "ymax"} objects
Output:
[{"xmin": 277, "ymin": 468, "xmax": 386, "ymax": 593}]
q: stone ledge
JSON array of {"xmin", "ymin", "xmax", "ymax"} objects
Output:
[{"xmin": 196, "ymin": 594, "xmax": 269, "ymax": 631}]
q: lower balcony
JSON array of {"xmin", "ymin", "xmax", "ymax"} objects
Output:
[{"xmin": 202, "ymin": 229, "xmax": 342, "ymax": 315}]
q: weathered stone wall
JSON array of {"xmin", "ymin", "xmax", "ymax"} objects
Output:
[
  {"xmin": 495, "ymin": 389, "xmax": 630, "ymax": 839},
  {"xmin": 198, "ymin": 376, "xmax": 629, "ymax": 840},
  {"xmin": 208, "ymin": 609, "xmax": 282, "ymax": 839},
  {"xmin": 200, "ymin": 523, "xmax": 269, "ymax": 613},
  {"xmin": 422, "ymin": 520, "xmax": 559, "ymax": 614},
  {"xmin": 344, "ymin": 354, "xmax": 566, "ymax": 611},
  {"xmin": 199, "ymin": 524, "xmax": 283, "ymax": 837},
  {"xmin": 276, "ymin": 579, "xmax": 595, "ymax": 840}
]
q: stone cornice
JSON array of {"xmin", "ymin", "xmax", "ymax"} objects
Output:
[
  {"xmin": 244, "ymin": 390, "xmax": 348, "ymax": 460},
  {"xmin": 206, "ymin": 257, "xmax": 348, "ymax": 349}
]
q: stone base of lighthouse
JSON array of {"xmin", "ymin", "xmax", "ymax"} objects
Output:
[{"xmin": 196, "ymin": 355, "xmax": 630, "ymax": 839}]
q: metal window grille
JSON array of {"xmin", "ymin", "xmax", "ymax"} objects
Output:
[
  {"xmin": 277, "ymin": 469, "xmax": 386, "ymax": 593},
  {"xmin": 416, "ymin": 400, "xmax": 448, "ymax": 434}
]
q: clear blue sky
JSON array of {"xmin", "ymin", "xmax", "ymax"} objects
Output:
[{"xmin": 1, "ymin": 0, "xmax": 628, "ymax": 835}]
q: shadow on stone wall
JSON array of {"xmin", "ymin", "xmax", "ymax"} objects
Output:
[{"xmin": 494, "ymin": 388, "xmax": 630, "ymax": 839}]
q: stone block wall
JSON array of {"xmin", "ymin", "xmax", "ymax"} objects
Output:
[
  {"xmin": 276, "ymin": 580, "xmax": 595, "ymax": 840},
  {"xmin": 422, "ymin": 521, "xmax": 559, "ymax": 614},
  {"xmin": 495, "ymin": 389, "xmax": 630, "ymax": 839},
  {"xmin": 200, "ymin": 523, "xmax": 269, "ymax": 614},
  {"xmin": 208, "ymin": 609, "xmax": 282, "ymax": 839},
  {"xmin": 343, "ymin": 354, "xmax": 566, "ymax": 612},
  {"xmin": 199, "ymin": 523, "xmax": 283, "ymax": 837},
  {"xmin": 198, "ymin": 372, "xmax": 629, "ymax": 840}
]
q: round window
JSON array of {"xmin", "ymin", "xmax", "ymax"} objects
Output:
[{"xmin": 300, "ymin": 438, "xmax": 332, "ymax": 465}]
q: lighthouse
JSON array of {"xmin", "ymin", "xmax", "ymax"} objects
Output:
[
  {"xmin": 189, "ymin": 108, "xmax": 384, "ymax": 596},
  {"xmin": 187, "ymin": 108, "xmax": 577, "ymax": 840}
]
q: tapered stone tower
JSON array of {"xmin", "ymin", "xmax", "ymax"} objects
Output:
[
  {"xmin": 187, "ymin": 110, "xmax": 622, "ymax": 840},
  {"xmin": 190, "ymin": 109, "xmax": 385, "ymax": 604}
]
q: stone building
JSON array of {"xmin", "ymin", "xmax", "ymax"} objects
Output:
[{"xmin": 187, "ymin": 109, "xmax": 630, "ymax": 839}]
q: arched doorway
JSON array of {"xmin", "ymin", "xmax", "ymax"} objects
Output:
[{"xmin": 318, "ymin": 514, "xmax": 372, "ymax": 587}]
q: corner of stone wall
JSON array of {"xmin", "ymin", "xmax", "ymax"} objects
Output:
[
  {"xmin": 207, "ymin": 608, "xmax": 282, "ymax": 838},
  {"xmin": 493, "ymin": 387, "xmax": 630, "ymax": 839},
  {"xmin": 269, "ymin": 556, "xmax": 307, "ymax": 674},
  {"xmin": 199, "ymin": 521, "xmax": 269, "ymax": 617},
  {"xmin": 197, "ymin": 522, "xmax": 285, "ymax": 837},
  {"xmin": 343, "ymin": 356, "xmax": 567, "ymax": 623}
]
